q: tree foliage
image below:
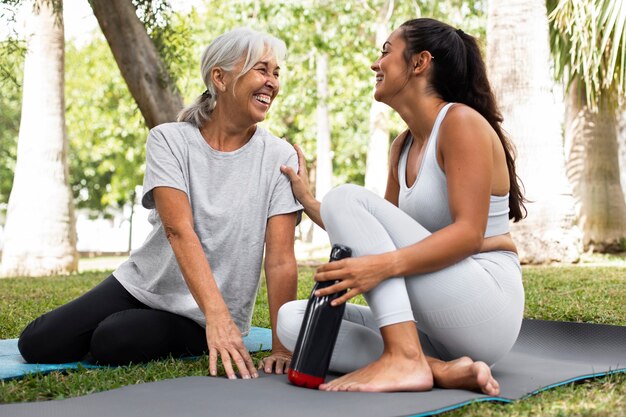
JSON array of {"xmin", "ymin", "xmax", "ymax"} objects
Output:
[
  {"xmin": 131, "ymin": 0, "xmax": 195, "ymax": 88},
  {"xmin": 65, "ymin": 37, "xmax": 147, "ymax": 217},
  {"xmin": 0, "ymin": 42, "xmax": 22, "ymax": 208},
  {"xmin": 0, "ymin": 1, "xmax": 26, "ymax": 210},
  {"xmin": 548, "ymin": 0, "xmax": 626, "ymax": 109},
  {"xmin": 1, "ymin": 0, "xmax": 487, "ymax": 218}
]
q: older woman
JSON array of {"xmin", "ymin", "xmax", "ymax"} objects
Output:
[{"xmin": 18, "ymin": 28, "xmax": 301, "ymax": 380}]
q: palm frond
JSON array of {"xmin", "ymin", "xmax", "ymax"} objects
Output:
[
  {"xmin": 548, "ymin": 0, "xmax": 626, "ymax": 110},
  {"xmin": 597, "ymin": 0, "xmax": 626, "ymax": 94}
]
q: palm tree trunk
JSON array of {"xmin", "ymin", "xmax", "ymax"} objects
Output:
[
  {"xmin": 364, "ymin": 1, "xmax": 393, "ymax": 197},
  {"xmin": 1, "ymin": 0, "xmax": 78, "ymax": 277},
  {"xmin": 487, "ymin": 0, "xmax": 581, "ymax": 263},
  {"xmin": 565, "ymin": 87, "xmax": 626, "ymax": 251},
  {"xmin": 364, "ymin": 100, "xmax": 391, "ymax": 197},
  {"xmin": 618, "ymin": 110, "xmax": 626, "ymax": 196},
  {"xmin": 312, "ymin": 52, "xmax": 332, "ymax": 244},
  {"xmin": 90, "ymin": 0, "xmax": 183, "ymax": 128}
]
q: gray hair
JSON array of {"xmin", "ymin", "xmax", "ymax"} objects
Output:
[{"xmin": 177, "ymin": 28, "xmax": 287, "ymax": 127}]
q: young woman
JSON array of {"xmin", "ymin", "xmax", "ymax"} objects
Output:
[
  {"xmin": 19, "ymin": 28, "xmax": 301, "ymax": 379},
  {"xmin": 277, "ymin": 18, "xmax": 526, "ymax": 394}
]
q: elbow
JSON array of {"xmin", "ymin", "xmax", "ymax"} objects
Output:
[
  {"xmin": 468, "ymin": 233, "xmax": 484, "ymax": 254},
  {"xmin": 265, "ymin": 253, "xmax": 297, "ymax": 273},
  {"xmin": 460, "ymin": 223, "xmax": 484, "ymax": 254},
  {"xmin": 163, "ymin": 222, "xmax": 191, "ymax": 244},
  {"xmin": 264, "ymin": 251, "xmax": 298, "ymax": 282}
]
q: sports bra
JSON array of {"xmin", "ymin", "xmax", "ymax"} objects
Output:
[{"xmin": 397, "ymin": 103, "xmax": 510, "ymax": 238}]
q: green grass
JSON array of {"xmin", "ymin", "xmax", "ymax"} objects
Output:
[{"xmin": 1, "ymin": 265, "xmax": 625, "ymax": 416}]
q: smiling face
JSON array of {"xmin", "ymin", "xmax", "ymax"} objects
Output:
[
  {"xmin": 370, "ymin": 29, "xmax": 412, "ymax": 104},
  {"xmin": 216, "ymin": 51, "xmax": 281, "ymax": 126}
]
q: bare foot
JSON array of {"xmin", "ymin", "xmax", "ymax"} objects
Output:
[
  {"xmin": 318, "ymin": 352, "xmax": 434, "ymax": 392},
  {"xmin": 430, "ymin": 356, "xmax": 500, "ymax": 396}
]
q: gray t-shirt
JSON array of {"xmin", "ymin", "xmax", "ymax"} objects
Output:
[{"xmin": 114, "ymin": 122, "xmax": 302, "ymax": 335}]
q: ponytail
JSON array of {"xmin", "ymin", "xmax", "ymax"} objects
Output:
[
  {"xmin": 400, "ymin": 18, "xmax": 527, "ymax": 221},
  {"xmin": 177, "ymin": 90, "xmax": 217, "ymax": 127}
]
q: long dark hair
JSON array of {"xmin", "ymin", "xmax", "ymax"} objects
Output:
[{"xmin": 399, "ymin": 18, "xmax": 526, "ymax": 222}]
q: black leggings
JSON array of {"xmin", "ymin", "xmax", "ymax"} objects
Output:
[{"xmin": 18, "ymin": 275, "xmax": 207, "ymax": 365}]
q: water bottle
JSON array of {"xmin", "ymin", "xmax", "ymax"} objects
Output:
[{"xmin": 288, "ymin": 244, "xmax": 352, "ymax": 389}]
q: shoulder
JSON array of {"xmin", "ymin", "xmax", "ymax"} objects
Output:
[
  {"xmin": 149, "ymin": 122, "xmax": 197, "ymax": 143},
  {"xmin": 255, "ymin": 127, "xmax": 297, "ymax": 160},
  {"xmin": 438, "ymin": 104, "xmax": 493, "ymax": 151},
  {"xmin": 147, "ymin": 122, "xmax": 198, "ymax": 154}
]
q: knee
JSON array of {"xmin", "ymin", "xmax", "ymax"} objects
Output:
[
  {"xmin": 17, "ymin": 317, "xmax": 48, "ymax": 363},
  {"xmin": 90, "ymin": 312, "xmax": 141, "ymax": 366},
  {"xmin": 277, "ymin": 300, "xmax": 308, "ymax": 352},
  {"xmin": 321, "ymin": 184, "xmax": 362, "ymax": 210},
  {"xmin": 321, "ymin": 184, "xmax": 370, "ymax": 223},
  {"xmin": 18, "ymin": 315, "xmax": 74, "ymax": 363}
]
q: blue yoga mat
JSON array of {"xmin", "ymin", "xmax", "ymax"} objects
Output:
[{"xmin": 0, "ymin": 326, "xmax": 272, "ymax": 380}]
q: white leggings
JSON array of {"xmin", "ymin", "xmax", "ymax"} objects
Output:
[{"xmin": 278, "ymin": 184, "xmax": 524, "ymax": 373}]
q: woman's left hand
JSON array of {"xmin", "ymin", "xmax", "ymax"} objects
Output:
[
  {"xmin": 313, "ymin": 254, "xmax": 390, "ymax": 305},
  {"xmin": 258, "ymin": 349, "xmax": 292, "ymax": 374}
]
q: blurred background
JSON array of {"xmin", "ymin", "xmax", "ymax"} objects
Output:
[{"xmin": 0, "ymin": 0, "xmax": 625, "ymax": 276}]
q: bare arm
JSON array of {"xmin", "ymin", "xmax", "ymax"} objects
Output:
[
  {"xmin": 153, "ymin": 186, "xmax": 257, "ymax": 379},
  {"xmin": 314, "ymin": 106, "xmax": 495, "ymax": 304},
  {"xmin": 280, "ymin": 144, "xmax": 324, "ymax": 229},
  {"xmin": 259, "ymin": 212, "xmax": 299, "ymax": 374}
]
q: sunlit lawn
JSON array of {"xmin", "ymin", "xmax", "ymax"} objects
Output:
[{"xmin": 0, "ymin": 261, "xmax": 625, "ymax": 416}]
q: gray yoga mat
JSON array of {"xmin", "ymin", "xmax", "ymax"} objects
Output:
[{"xmin": 1, "ymin": 319, "xmax": 624, "ymax": 417}]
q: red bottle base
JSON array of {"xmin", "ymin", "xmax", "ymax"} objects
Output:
[{"xmin": 288, "ymin": 368, "xmax": 325, "ymax": 389}]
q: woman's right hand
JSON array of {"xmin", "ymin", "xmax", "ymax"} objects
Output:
[
  {"xmin": 280, "ymin": 144, "xmax": 314, "ymax": 205},
  {"xmin": 205, "ymin": 312, "xmax": 258, "ymax": 380}
]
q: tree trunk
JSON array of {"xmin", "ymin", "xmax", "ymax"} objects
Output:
[
  {"xmin": 89, "ymin": 0, "xmax": 183, "ymax": 128},
  {"xmin": 312, "ymin": 52, "xmax": 332, "ymax": 244},
  {"xmin": 1, "ymin": 0, "xmax": 78, "ymax": 277},
  {"xmin": 617, "ymin": 110, "xmax": 625, "ymax": 245},
  {"xmin": 487, "ymin": 0, "xmax": 581, "ymax": 263},
  {"xmin": 565, "ymin": 87, "xmax": 626, "ymax": 251},
  {"xmin": 364, "ymin": 1, "xmax": 393, "ymax": 197}
]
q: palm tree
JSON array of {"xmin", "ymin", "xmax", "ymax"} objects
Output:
[
  {"xmin": 1, "ymin": 0, "xmax": 78, "ymax": 277},
  {"xmin": 549, "ymin": 0, "xmax": 626, "ymax": 251},
  {"xmin": 364, "ymin": 0, "xmax": 394, "ymax": 197},
  {"xmin": 487, "ymin": 0, "xmax": 582, "ymax": 263},
  {"xmin": 618, "ymin": 110, "xmax": 626, "ymax": 195},
  {"xmin": 312, "ymin": 51, "xmax": 332, "ymax": 244}
]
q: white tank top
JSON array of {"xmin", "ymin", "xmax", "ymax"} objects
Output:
[{"xmin": 398, "ymin": 103, "xmax": 510, "ymax": 237}]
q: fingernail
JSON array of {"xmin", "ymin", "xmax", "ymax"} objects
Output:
[
  {"xmin": 229, "ymin": 375, "xmax": 236, "ymax": 380},
  {"xmin": 253, "ymin": 372, "xmax": 259, "ymax": 378},
  {"xmin": 243, "ymin": 375, "xmax": 250, "ymax": 380}
]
